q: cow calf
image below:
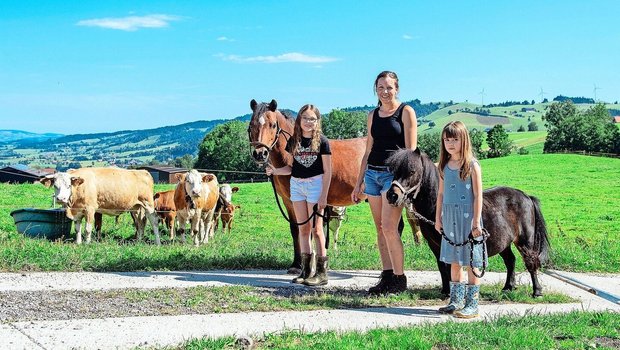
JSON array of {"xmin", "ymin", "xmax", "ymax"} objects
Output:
[{"xmin": 218, "ymin": 203, "xmax": 240, "ymax": 234}]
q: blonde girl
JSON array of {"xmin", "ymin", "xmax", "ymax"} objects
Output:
[{"xmin": 266, "ymin": 104, "xmax": 332, "ymax": 286}]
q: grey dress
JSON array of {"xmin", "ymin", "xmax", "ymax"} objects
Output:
[{"xmin": 439, "ymin": 163, "xmax": 487, "ymax": 268}]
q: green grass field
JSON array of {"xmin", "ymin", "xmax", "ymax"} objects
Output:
[
  {"xmin": 181, "ymin": 311, "xmax": 620, "ymax": 350},
  {"xmin": 0, "ymin": 154, "xmax": 618, "ymax": 273}
]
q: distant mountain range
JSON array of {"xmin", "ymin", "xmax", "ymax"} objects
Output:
[
  {"xmin": 0, "ymin": 96, "xmax": 615, "ymax": 169},
  {"xmin": 0, "ymin": 130, "xmax": 64, "ymax": 143}
]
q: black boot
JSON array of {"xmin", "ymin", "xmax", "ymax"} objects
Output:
[
  {"xmin": 368, "ymin": 269, "xmax": 394, "ymax": 295},
  {"xmin": 303, "ymin": 256, "xmax": 328, "ymax": 286},
  {"xmin": 387, "ymin": 274, "xmax": 407, "ymax": 294},
  {"xmin": 292, "ymin": 253, "xmax": 313, "ymax": 284}
]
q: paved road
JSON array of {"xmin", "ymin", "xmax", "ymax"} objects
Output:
[{"xmin": 1, "ymin": 269, "xmax": 619, "ymax": 350}]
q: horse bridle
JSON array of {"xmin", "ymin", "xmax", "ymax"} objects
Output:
[
  {"xmin": 247, "ymin": 110, "xmax": 292, "ymax": 160},
  {"xmin": 390, "ymin": 177, "xmax": 422, "ymax": 207}
]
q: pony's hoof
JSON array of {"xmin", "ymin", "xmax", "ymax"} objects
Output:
[
  {"xmin": 502, "ymin": 286, "xmax": 515, "ymax": 292},
  {"xmin": 287, "ymin": 267, "xmax": 301, "ymax": 275},
  {"xmin": 532, "ymin": 292, "xmax": 543, "ymax": 298}
]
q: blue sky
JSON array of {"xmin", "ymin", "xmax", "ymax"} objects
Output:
[{"xmin": 1, "ymin": 1, "xmax": 618, "ymax": 134}]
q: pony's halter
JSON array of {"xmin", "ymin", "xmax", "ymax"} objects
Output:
[{"xmin": 391, "ymin": 178, "xmax": 421, "ymax": 206}]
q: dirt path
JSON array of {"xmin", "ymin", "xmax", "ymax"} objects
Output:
[{"xmin": 1, "ymin": 270, "xmax": 619, "ymax": 349}]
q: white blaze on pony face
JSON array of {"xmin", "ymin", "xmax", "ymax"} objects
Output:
[
  {"xmin": 258, "ymin": 115, "xmax": 266, "ymax": 126},
  {"xmin": 184, "ymin": 170, "xmax": 205, "ymax": 197}
]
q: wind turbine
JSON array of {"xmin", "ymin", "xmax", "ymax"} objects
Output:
[
  {"xmin": 538, "ymin": 87, "xmax": 547, "ymax": 103},
  {"xmin": 479, "ymin": 88, "xmax": 486, "ymax": 106},
  {"xmin": 593, "ymin": 84, "xmax": 601, "ymax": 102}
]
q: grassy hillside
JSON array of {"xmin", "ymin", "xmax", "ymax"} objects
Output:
[
  {"xmin": 419, "ymin": 102, "xmax": 546, "ymax": 134},
  {"xmin": 419, "ymin": 102, "xmax": 620, "ymax": 135},
  {"xmin": 0, "ymin": 154, "xmax": 617, "ymax": 274}
]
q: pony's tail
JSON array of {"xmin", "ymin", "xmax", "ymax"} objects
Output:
[{"xmin": 530, "ymin": 195, "xmax": 551, "ymax": 266}]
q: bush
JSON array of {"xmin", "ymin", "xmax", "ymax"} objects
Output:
[
  {"xmin": 418, "ymin": 132, "xmax": 441, "ymax": 162},
  {"xmin": 518, "ymin": 147, "xmax": 529, "ymax": 155},
  {"xmin": 486, "ymin": 125, "xmax": 513, "ymax": 158},
  {"xmin": 543, "ymin": 101, "xmax": 619, "ymax": 153},
  {"xmin": 322, "ymin": 109, "xmax": 367, "ymax": 139},
  {"xmin": 195, "ymin": 121, "xmax": 260, "ymax": 181}
]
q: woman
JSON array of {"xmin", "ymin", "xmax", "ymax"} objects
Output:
[{"xmin": 352, "ymin": 71, "xmax": 417, "ymax": 294}]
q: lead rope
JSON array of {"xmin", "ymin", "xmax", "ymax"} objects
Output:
[
  {"xmin": 267, "ymin": 174, "xmax": 331, "ymax": 248},
  {"xmin": 407, "ymin": 203, "xmax": 489, "ymax": 278}
]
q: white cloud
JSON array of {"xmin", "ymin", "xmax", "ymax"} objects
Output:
[
  {"xmin": 216, "ymin": 36, "xmax": 235, "ymax": 42},
  {"xmin": 403, "ymin": 34, "xmax": 413, "ymax": 40},
  {"xmin": 215, "ymin": 52, "xmax": 339, "ymax": 64},
  {"xmin": 76, "ymin": 14, "xmax": 182, "ymax": 31}
]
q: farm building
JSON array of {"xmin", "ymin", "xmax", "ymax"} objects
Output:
[
  {"xmin": 613, "ymin": 116, "xmax": 620, "ymax": 123},
  {"xmin": 0, "ymin": 165, "xmax": 55, "ymax": 184},
  {"xmin": 136, "ymin": 165, "xmax": 188, "ymax": 184}
]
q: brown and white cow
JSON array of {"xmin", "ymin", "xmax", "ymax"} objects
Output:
[
  {"xmin": 174, "ymin": 170, "xmax": 218, "ymax": 246},
  {"xmin": 217, "ymin": 203, "xmax": 241, "ymax": 234},
  {"xmin": 40, "ymin": 168, "xmax": 161, "ymax": 245},
  {"xmin": 212, "ymin": 184, "xmax": 239, "ymax": 234},
  {"xmin": 153, "ymin": 189, "xmax": 176, "ymax": 240}
]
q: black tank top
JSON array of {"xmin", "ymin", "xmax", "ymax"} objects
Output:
[{"xmin": 368, "ymin": 103, "xmax": 406, "ymax": 166}]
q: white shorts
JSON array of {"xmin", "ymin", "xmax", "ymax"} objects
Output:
[{"xmin": 290, "ymin": 175, "xmax": 323, "ymax": 203}]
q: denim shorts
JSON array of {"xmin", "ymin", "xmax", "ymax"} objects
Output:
[
  {"xmin": 290, "ymin": 175, "xmax": 323, "ymax": 203},
  {"xmin": 363, "ymin": 166, "xmax": 394, "ymax": 196}
]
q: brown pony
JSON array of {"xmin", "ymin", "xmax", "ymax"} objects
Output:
[{"xmin": 248, "ymin": 99, "xmax": 367, "ymax": 273}]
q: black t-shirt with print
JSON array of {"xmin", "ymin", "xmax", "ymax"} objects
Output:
[{"xmin": 286, "ymin": 134, "xmax": 331, "ymax": 178}]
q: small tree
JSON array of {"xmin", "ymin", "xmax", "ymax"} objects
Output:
[
  {"xmin": 322, "ymin": 109, "xmax": 367, "ymax": 139},
  {"xmin": 469, "ymin": 128, "xmax": 486, "ymax": 159},
  {"xmin": 486, "ymin": 124, "xmax": 513, "ymax": 158},
  {"xmin": 195, "ymin": 121, "xmax": 259, "ymax": 181},
  {"xmin": 418, "ymin": 132, "xmax": 441, "ymax": 162},
  {"xmin": 428, "ymin": 121, "xmax": 436, "ymax": 128},
  {"xmin": 174, "ymin": 154, "xmax": 195, "ymax": 169},
  {"xmin": 528, "ymin": 121, "xmax": 538, "ymax": 131},
  {"xmin": 517, "ymin": 125, "xmax": 526, "ymax": 132}
]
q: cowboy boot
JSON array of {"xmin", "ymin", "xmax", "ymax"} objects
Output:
[
  {"xmin": 438, "ymin": 281, "xmax": 466, "ymax": 314},
  {"xmin": 455, "ymin": 284, "xmax": 480, "ymax": 319},
  {"xmin": 387, "ymin": 274, "xmax": 408, "ymax": 294},
  {"xmin": 368, "ymin": 269, "xmax": 394, "ymax": 295},
  {"xmin": 303, "ymin": 256, "xmax": 329, "ymax": 286},
  {"xmin": 292, "ymin": 253, "xmax": 313, "ymax": 284}
]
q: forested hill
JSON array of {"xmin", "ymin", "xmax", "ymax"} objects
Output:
[
  {"xmin": 0, "ymin": 108, "xmax": 295, "ymax": 167},
  {"xmin": 342, "ymin": 99, "xmax": 442, "ymax": 119},
  {"xmin": 2, "ymin": 97, "xmax": 616, "ymax": 169},
  {"xmin": 0, "ymin": 130, "xmax": 64, "ymax": 143},
  {"xmin": 0, "ymin": 120, "xmax": 225, "ymax": 168}
]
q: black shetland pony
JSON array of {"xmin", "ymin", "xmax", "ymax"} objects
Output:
[{"xmin": 385, "ymin": 149, "xmax": 550, "ymax": 297}]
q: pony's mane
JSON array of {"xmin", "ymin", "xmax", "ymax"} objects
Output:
[{"xmin": 386, "ymin": 148, "xmax": 438, "ymax": 191}]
